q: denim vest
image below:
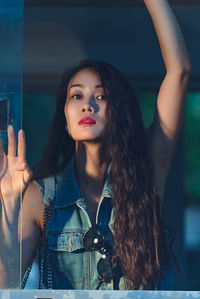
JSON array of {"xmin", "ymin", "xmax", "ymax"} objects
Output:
[{"xmin": 39, "ymin": 158, "xmax": 174, "ymax": 290}]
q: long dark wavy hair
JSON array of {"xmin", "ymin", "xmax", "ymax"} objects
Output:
[{"xmin": 33, "ymin": 59, "xmax": 172, "ymax": 289}]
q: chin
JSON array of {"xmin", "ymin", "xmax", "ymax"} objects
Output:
[{"xmin": 72, "ymin": 134, "xmax": 105, "ymax": 143}]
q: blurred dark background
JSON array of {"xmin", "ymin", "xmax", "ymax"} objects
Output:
[{"xmin": 5, "ymin": 0, "xmax": 200, "ymax": 290}]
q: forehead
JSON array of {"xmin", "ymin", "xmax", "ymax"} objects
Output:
[{"xmin": 69, "ymin": 68, "xmax": 102, "ymax": 87}]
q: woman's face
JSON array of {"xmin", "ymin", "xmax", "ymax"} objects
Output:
[{"xmin": 64, "ymin": 68, "xmax": 107, "ymax": 142}]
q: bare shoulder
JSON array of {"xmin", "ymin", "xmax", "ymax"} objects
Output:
[{"xmin": 23, "ymin": 180, "xmax": 45, "ymax": 229}]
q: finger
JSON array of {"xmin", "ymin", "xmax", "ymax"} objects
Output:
[
  {"xmin": 7, "ymin": 125, "xmax": 17, "ymax": 157},
  {"xmin": 13, "ymin": 160, "xmax": 32, "ymax": 184},
  {"xmin": 14, "ymin": 160, "xmax": 27, "ymax": 171},
  {"xmin": 18, "ymin": 129, "xmax": 26, "ymax": 160},
  {"xmin": 23, "ymin": 167, "xmax": 33, "ymax": 185}
]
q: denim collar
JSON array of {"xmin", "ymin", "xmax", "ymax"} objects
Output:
[{"xmin": 54, "ymin": 157, "xmax": 112, "ymax": 208}]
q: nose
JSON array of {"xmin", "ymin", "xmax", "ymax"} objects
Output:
[{"xmin": 81, "ymin": 99, "xmax": 95, "ymax": 113}]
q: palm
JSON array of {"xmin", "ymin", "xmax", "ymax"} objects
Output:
[
  {"xmin": 0, "ymin": 126, "xmax": 32, "ymax": 199},
  {"xmin": 0, "ymin": 157, "xmax": 22, "ymax": 198}
]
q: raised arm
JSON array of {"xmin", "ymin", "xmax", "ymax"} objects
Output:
[{"xmin": 144, "ymin": 0, "xmax": 192, "ymax": 198}]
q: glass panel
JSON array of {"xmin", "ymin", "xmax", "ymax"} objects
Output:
[
  {"xmin": 0, "ymin": 0, "xmax": 24, "ymax": 289},
  {"xmin": 184, "ymin": 91, "xmax": 200, "ymax": 290},
  {"xmin": 0, "ymin": 289, "xmax": 199, "ymax": 298}
]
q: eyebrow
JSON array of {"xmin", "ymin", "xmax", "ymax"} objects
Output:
[{"xmin": 69, "ymin": 84, "xmax": 104, "ymax": 89}]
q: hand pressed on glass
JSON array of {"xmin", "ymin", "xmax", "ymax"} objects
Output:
[{"xmin": 0, "ymin": 126, "xmax": 32, "ymax": 200}]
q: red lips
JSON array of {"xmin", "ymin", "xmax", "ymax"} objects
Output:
[{"xmin": 78, "ymin": 116, "xmax": 96, "ymax": 125}]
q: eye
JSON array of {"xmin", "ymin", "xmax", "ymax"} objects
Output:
[
  {"xmin": 72, "ymin": 94, "xmax": 82, "ymax": 100},
  {"xmin": 96, "ymin": 95, "xmax": 106, "ymax": 100}
]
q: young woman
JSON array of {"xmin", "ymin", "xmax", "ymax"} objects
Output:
[{"xmin": 0, "ymin": 0, "xmax": 191, "ymax": 290}]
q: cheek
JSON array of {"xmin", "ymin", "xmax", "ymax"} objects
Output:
[
  {"xmin": 64, "ymin": 101, "xmax": 78, "ymax": 134},
  {"xmin": 101, "ymin": 104, "xmax": 107, "ymax": 124}
]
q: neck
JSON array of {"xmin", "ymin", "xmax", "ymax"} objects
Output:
[{"xmin": 74, "ymin": 141, "xmax": 109, "ymax": 199}]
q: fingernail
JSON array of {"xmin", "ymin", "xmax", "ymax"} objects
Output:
[
  {"xmin": 19, "ymin": 129, "xmax": 24, "ymax": 138},
  {"xmin": 8, "ymin": 125, "xmax": 13, "ymax": 132}
]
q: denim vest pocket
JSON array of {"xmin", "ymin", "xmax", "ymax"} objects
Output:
[
  {"xmin": 48, "ymin": 231, "xmax": 84, "ymax": 252},
  {"xmin": 48, "ymin": 231, "xmax": 93, "ymax": 288}
]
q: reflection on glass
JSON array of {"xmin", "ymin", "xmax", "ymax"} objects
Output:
[
  {"xmin": 0, "ymin": 0, "xmax": 23, "ymax": 289},
  {"xmin": 0, "ymin": 98, "xmax": 8, "ymax": 132}
]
